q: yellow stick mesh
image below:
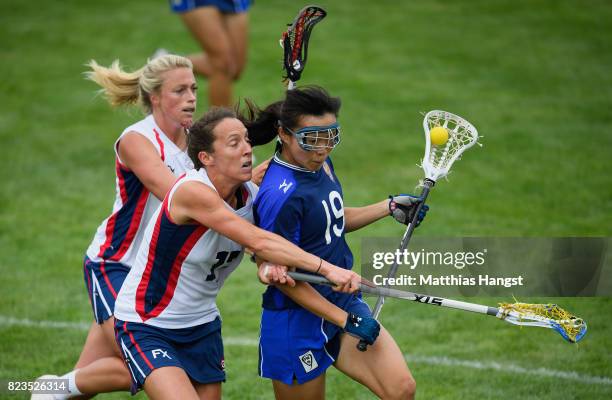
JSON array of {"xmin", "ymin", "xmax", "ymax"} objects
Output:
[{"xmin": 499, "ymin": 302, "xmax": 585, "ymax": 343}]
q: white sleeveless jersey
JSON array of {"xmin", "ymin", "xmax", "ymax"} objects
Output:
[
  {"xmin": 114, "ymin": 168, "xmax": 258, "ymax": 329},
  {"xmin": 85, "ymin": 115, "xmax": 193, "ymax": 267}
]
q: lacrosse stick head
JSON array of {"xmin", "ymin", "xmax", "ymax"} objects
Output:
[
  {"xmin": 497, "ymin": 302, "xmax": 587, "ymax": 343},
  {"xmin": 280, "ymin": 5, "xmax": 327, "ymax": 86},
  {"xmin": 421, "ymin": 110, "xmax": 480, "ymax": 182}
]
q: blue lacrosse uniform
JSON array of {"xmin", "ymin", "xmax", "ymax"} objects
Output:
[{"xmin": 255, "ymin": 154, "xmax": 371, "ymax": 385}]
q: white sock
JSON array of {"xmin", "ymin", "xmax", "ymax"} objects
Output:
[{"xmin": 55, "ymin": 370, "xmax": 82, "ymax": 399}]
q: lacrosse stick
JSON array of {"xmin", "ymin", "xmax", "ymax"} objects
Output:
[
  {"xmin": 288, "ymin": 271, "xmax": 587, "ymax": 344},
  {"xmin": 280, "ymin": 5, "xmax": 327, "ymax": 89},
  {"xmin": 361, "ymin": 110, "xmax": 481, "ymax": 351}
]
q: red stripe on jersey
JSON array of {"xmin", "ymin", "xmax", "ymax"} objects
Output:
[
  {"xmin": 99, "ymin": 260, "xmax": 118, "ymax": 299},
  {"xmin": 135, "ymin": 188, "xmax": 207, "ymax": 322},
  {"xmin": 97, "ymin": 160, "xmax": 128, "ymax": 258},
  {"xmin": 98, "ymin": 212, "xmax": 118, "ymax": 260},
  {"xmin": 134, "ymin": 177, "xmax": 185, "ymax": 321},
  {"xmin": 143, "ymin": 225, "xmax": 207, "ymax": 319},
  {"xmin": 135, "ymin": 209, "xmax": 164, "ymax": 322},
  {"xmin": 153, "ymin": 129, "xmax": 165, "ymax": 162},
  {"xmin": 162, "ymin": 173, "xmax": 187, "ymax": 225},
  {"xmin": 108, "ymin": 188, "xmax": 149, "ymax": 262},
  {"xmin": 117, "ymin": 160, "xmax": 129, "ymax": 204},
  {"xmin": 122, "ymin": 321, "xmax": 154, "ymax": 370}
]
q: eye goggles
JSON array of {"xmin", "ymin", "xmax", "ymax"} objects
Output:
[{"xmin": 282, "ymin": 122, "xmax": 341, "ymax": 152}]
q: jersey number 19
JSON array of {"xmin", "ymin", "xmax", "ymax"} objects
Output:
[{"xmin": 321, "ymin": 190, "xmax": 344, "ymax": 245}]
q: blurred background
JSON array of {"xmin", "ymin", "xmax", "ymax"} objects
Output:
[{"xmin": 1, "ymin": 1, "xmax": 611, "ymax": 398}]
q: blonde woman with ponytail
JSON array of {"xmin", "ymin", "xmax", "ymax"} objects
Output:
[{"xmin": 32, "ymin": 54, "xmax": 198, "ymax": 399}]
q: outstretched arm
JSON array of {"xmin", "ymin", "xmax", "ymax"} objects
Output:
[{"xmin": 170, "ymin": 181, "xmax": 361, "ymax": 292}]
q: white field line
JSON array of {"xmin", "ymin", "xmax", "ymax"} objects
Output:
[
  {"xmin": 2, "ymin": 315, "xmax": 611, "ymax": 386},
  {"xmin": 407, "ymin": 354, "xmax": 612, "ymax": 386},
  {"xmin": 0, "ymin": 315, "xmax": 259, "ymax": 346}
]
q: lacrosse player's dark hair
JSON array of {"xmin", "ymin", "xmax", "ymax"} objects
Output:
[
  {"xmin": 241, "ymin": 85, "xmax": 341, "ymax": 147},
  {"xmin": 238, "ymin": 99, "xmax": 283, "ymax": 146},
  {"xmin": 187, "ymin": 107, "xmax": 237, "ymax": 169}
]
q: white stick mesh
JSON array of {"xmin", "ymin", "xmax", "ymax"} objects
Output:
[{"xmin": 422, "ymin": 110, "xmax": 480, "ymax": 181}]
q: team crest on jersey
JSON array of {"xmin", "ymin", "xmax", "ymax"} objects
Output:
[
  {"xmin": 299, "ymin": 350, "xmax": 318, "ymax": 373},
  {"xmin": 322, "ymin": 162, "xmax": 335, "ymax": 182}
]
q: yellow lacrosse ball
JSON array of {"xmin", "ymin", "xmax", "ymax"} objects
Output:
[{"xmin": 430, "ymin": 126, "xmax": 449, "ymax": 146}]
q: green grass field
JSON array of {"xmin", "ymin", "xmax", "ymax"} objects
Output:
[{"xmin": 1, "ymin": 0, "xmax": 611, "ymax": 398}]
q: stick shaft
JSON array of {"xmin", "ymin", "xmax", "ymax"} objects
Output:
[
  {"xmin": 371, "ymin": 179, "xmax": 435, "ymax": 319},
  {"xmin": 287, "ymin": 271, "xmax": 498, "ymax": 316},
  {"xmin": 286, "ymin": 273, "xmax": 586, "ymax": 344}
]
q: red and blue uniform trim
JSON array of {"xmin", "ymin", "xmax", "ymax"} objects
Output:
[
  {"xmin": 135, "ymin": 192, "xmax": 207, "ymax": 322},
  {"xmin": 97, "ymin": 161, "xmax": 150, "ymax": 262},
  {"xmin": 97, "ymin": 132, "xmax": 165, "ymax": 263}
]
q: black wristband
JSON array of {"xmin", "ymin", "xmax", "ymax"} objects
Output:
[{"xmin": 315, "ymin": 258, "xmax": 323, "ymax": 274}]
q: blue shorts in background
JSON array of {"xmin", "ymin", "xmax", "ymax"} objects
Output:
[{"xmin": 170, "ymin": 0, "xmax": 252, "ymax": 14}]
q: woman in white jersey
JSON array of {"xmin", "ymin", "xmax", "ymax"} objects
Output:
[
  {"xmin": 113, "ymin": 107, "xmax": 364, "ymax": 400},
  {"xmin": 34, "ymin": 54, "xmax": 254, "ymax": 399}
]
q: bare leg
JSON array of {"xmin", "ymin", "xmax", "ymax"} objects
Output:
[
  {"xmin": 222, "ymin": 12, "xmax": 249, "ymax": 80},
  {"xmin": 74, "ymin": 357, "xmax": 131, "ymax": 394},
  {"xmin": 74, "ymin": 320, "xmax": 118, "ymax": 368},
  {"xmin": 271, "ymin": 374, "xmax": 326, "ymax": 400},
  {"xmin": 179, "ymin": 7, "xmax": 235, "ymax": 106},
  {"xmin": 143, "ymin": 366, "xmax": 199, "ymax": 400},
  {"xmin": 194, "ymin": 381, "xmax": 222, "ymax": 400},
  {"xmin": 334, "ymin": 327, "xmax": 416, "ymax": 400},
  {"xmin": 73, "ymin": 318, "xmax": 131, "ymax": 396}
]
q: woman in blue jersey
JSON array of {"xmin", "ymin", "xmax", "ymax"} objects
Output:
[
  {"xmin": 111, "ymin": 107, "xmax": 368, "ymax": 400},
  {"xmin": 245, "ymin": 86, "xmax": 425, "ymax": 399}
]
